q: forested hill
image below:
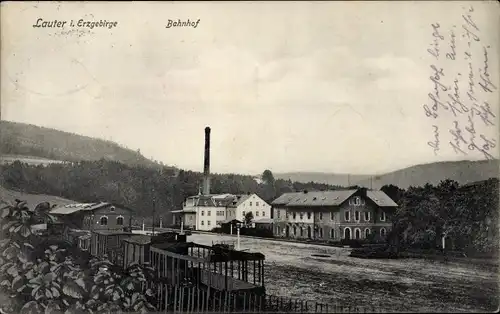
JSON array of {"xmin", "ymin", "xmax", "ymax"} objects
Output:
[
  {"xmin": 0, "ymin": 159, "xmax": 343, "ymax": 224},
  {"xmin": 0, "ymin": 120, "xmax": 170, "ymax": 169}
]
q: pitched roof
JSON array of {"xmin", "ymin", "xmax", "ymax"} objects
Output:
[
  {"xmin": 273, "ymin": 189, "xmax": 398, "ymax": 208},
  {"xmin": 271, "ymin": 192, "xmax": 304, "ymax": 205},
  {"xmin": 366, "ymin": 191, "xmax": 398, "ymax": 207},
  {"xmin": 50, "ymin": 202, "xmax": 106, "ymax": 215},
  {"xmin": 228, "ymin": 194, "xmax": 251, "ymax": 208},
  {"xmin": 49, "ymin": 202, "xmax": 134, "ymax": 215},
  {"xmin": 285, "ymin": 190, "xmax": 358, "ymax": 207}
]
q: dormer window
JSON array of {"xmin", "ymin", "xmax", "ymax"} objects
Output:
[{"xmin": 110, "ymin": 206, "xmax": 115, "ymax": 212}]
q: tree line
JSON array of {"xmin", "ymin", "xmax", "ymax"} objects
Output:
[
  {"xmin": 0, "ymin": 160, "xmax": 497, "ymax": 255},
  {"xmin": 0, "ymin": 160, "xmax": 343, "ymax": 225},
  {"xmin": 382, "ymin": 179, "xmax": 498, "ymax": 255}
]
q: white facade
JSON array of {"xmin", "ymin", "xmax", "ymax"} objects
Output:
[
  {"xmin": 196, "ymin": 206, "xmax": 226, "ymax": 231},
  {"xmin": 179, "ymin": 193, "xmax": 271, "ymax": 231},
  {"xmin": 234, "ymin": 194, "xmax": 272, "ymax": 224}
]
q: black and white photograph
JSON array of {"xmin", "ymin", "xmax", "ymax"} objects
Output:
[{"xmin": 0, "ymin": 1, "xmax": 498, "ymax": 313}]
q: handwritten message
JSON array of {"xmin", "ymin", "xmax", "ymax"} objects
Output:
[{"xmin": 424, "ymin": 6, "xmax": 498, "ymax": 160}]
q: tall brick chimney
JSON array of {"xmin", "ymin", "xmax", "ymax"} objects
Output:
[{"xmin": 203, "ymin": 126, "xmax": 211, "ymax": 195}]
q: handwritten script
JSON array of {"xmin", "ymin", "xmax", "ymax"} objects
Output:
[{"xmin": 424, "ymin": 6, "xmax": 498, "ymax": 160}]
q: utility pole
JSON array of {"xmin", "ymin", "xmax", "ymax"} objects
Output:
[{"xmin": 152, "ymin": 185, "xmax": 156, "ymax": 235}]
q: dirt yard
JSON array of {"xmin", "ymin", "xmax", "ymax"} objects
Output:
[{"xmin": 189, "ymin": 233, "xmax": 499, "ymax": 312}]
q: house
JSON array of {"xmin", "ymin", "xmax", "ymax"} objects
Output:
[
  {"xmin": 171, "ymin": 193, "xmax": 272, "ymax": 231},
  {"xmin": 49, "ymin": 202, "xmax": 134, "ymax": 232},
  {"xmin": 226, "ymin": 193, "xmax": 272, "ymax": 226},
  {"xmin": 271, "ymin": 188, "xmax": 397, "ymax": 241}
]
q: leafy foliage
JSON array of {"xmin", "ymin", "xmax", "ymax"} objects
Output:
[
  {"xmin": 0, "ymin": 199, "xmax": 159, "ymax": 314},
  {"xmin": 244, "ymin": 212, "xmax": 254, "ymax": 226},
  {"xmin": 386, "ymin": 179, "xmax": 499, "ymax": 255}
]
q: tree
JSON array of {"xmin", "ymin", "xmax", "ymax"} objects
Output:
[
  {"xmin": 262, "ymin": 170, "xmax": 275, "ymax": 186},
  {"xmin": 380, "ymin": 184, "xmax": 405, "ymax": 204},
  {"xmin": 244, "ymin": 211, "xmax": 254, "ymax": 226}
]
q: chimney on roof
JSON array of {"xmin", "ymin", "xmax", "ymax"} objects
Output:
[
  {"xmin": 203, "ymin": 127, "xmax": 211, "ymax": 195},
  {"xmin": 359, "ymin": 187, "xmax": 368, "ymax": 197}
]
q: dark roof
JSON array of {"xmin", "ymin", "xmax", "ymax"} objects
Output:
[
  {"xmin": 284, "ymin": 190, "xmax": 357, "ymax": 207},
  {"xmin": 366, "ymin": 191, "xmax": 398, "ymax": 207},
  {"xmin": 271, "ymin": 192, "xmax": 304, "ymax": 205},
  {"xmin": 227, "ymin": 194, "xmax": 251, "ymax": 208},
  {"xmin": 50, "ymin": 202, "xmax": 134, "ymax": 215},
  {"xmin": 275, "ymin": 189, "xmax": 398, "ymax": 207},
  {"xmin": 123, "ymin": 235, "xmax": 151, "ymax": 245}
]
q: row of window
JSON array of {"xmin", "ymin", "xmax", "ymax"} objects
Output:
[
  {"xmin": 283, "ymin": 211, "xmax": 386, "ymax": 222},
  {"xmin": 276, "ymin": 226, "xmax": 387, "ymax": 239},
  {"xmin": 349, "ymin": 197, "xmax": 366, "ymax": 206},
  {"xmin": 200, "ymin": 220, "xmax": 211, "ymax": 226},
  {"xmin": 242, "ymin": 211, "xmax": 266, "ymax": 217},
  {"xmin": 201, "ymin": 210, "xmax": 268, "ymax": 217},
  {"xmin": 85, "ymin": 216, "xmax": 124, "ymax": 226}
]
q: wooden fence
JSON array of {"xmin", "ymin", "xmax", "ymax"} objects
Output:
[{"xmin": 146, "ymin": 283, "xmax": 386, "ymax": 313}]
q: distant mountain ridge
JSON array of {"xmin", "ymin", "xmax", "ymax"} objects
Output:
[
  {"xmin": 0, "ymin": 120, "xmax": 174, "ymax": 170},
  {"xmin": 275, "ymin": 159, "xmax": 499, "ymax": 189}
]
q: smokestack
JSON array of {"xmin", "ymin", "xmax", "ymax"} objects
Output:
[{"xmin": 203, "ymin": 126, "xmax": 211, "ymax": 195}]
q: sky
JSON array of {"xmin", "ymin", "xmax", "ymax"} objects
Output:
[{"xmin": 1, "ymin": 1, "xmax": 499, "ymax": 175}]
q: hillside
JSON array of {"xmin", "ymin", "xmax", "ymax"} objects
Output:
[
  {"xmin": 0, "ymin": 120, "xmax": 171, "ymax": 169},
  {"xmin": 275, "ymin": 159, "xmax": 499, "ymax": 189},
  {"xmin": 0, "ymin": 185, "xmax": 76, "ymax": 210}
]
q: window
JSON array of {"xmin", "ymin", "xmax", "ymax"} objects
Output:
[
  {"xmin": 319, "ymin": 213, "xmax": 323, "ymax": 220},
  {"xmin": 380, "ymin": 228, "xmax": 387, "ymax": 237},
  {"xmin": 355, "ymin": 211, "xmax": 360, "ymax": 221},
  {"xmin": 364, "ymin": 212, "xmax": 370, "ymax": 221},
  {"xmin": 365, "ymin": 228, "xmax": 371, "ymax": 239},
  {"xmin": 293, "ymin": 226, "xmax": 296, "ymax": 235},
  {"xmin": 116, "ymin": 216, "xmax": 124, "ymax": 226},
  {"xmin": 307, "ymin": 212, "xmax": 311, "ymax": 219},
  {"xmin": 276, "ymin": 209, "xmax": 280, "ymax": 218},
  {"xmin": 207, "ymin": 220, "xmax": 211, "ymax": 226},
  {"xmin": 262, "ymin": 211, "xmax": 265, "ymax": 216},
  {"xmin": 242, "ymin": 211, "xmax": 246, "ymax": 216},
  {"xmin": 330, "ymin": 212, "xmax": 334, "ymax": 221},
  {"xmin": 330, "ymin": 229, "xmax": 335, "ymax": 239},
  {"xmin": 256, "ymin": 202, "xmax": 259, "ymax": 206},
  {"xmin": 201, "ymin": 220, "xmax": 204, "ymax": 226},
  {"xmin": 344, "ymin": 211, "xmax": 350, "ymax": 221},
  {"xmin": 207, "ymin": 210, "xmax": 211, "ymax": 216},
  {"xmin": 299, "ymin": 213, "xmax": 303, "ymax": 220},
  {"xmin": 293, "ymin": 212, "xmax": 296, "ymax": 219},
  {"xmin": 380, "ymin": 211, "xmax": 386, "ymax": 221},
  {"xmin": 100, "ymin": 216, "xmax": 108, "ymax": 226},
  {"xmin": 250, "ymin": 202, "xmax": 252, "ymax": 206},
  {"xmin": 350, "ymin": 197, "xmax": 362, "ymax": 206},
  {"xmin": 355, "ymin": 228, "xmax": 361, "ymax": 240},
  {"xmin": 256, "ymin": 211, "xmax": 259, "ymax": 216},
  {"xmin": 201, "ymin": 211, "xmax": 205, "ymax": 216},
  {"xmin": 300, "ymin": 227, "xmax": 303, "ymax": 237}
]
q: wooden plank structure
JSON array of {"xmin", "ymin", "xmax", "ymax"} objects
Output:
[{"xmin": 150, "ymin": 241, "xmax": 266, "ymax": 295}]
